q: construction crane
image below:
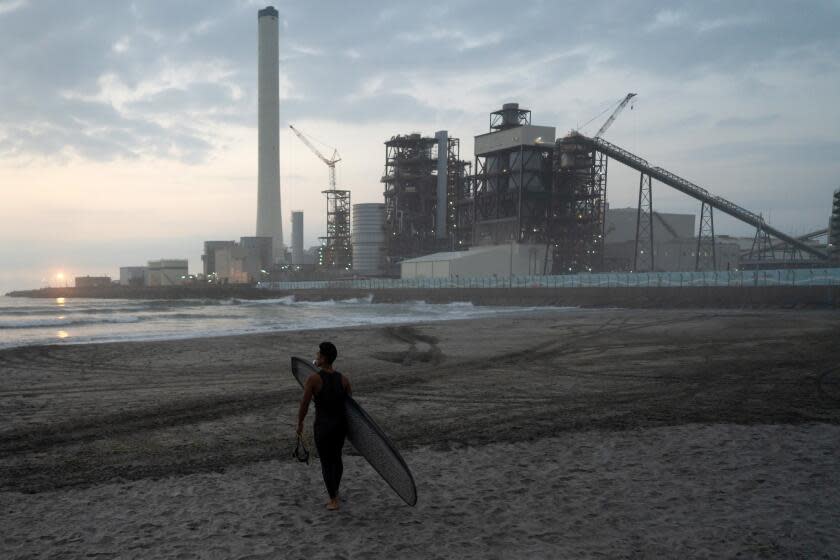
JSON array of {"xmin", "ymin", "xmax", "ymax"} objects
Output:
[
  {"xmin": 289, "ymin": 124, "xmax": 341, "ymax": 191},
  {"xmin": 594, "ymin": 93, "xmax": 637, "ymax": 138}
]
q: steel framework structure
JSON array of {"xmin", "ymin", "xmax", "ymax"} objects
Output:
[
  {"xmin": 490, "ymin": 103, "xmax": 531, "ymax": 131},
  {"xmin": 578, "ymin": 133, "xmax": 828, "ymax": 262},
  {"xmin": 695, "ymin": 202, "xmax": 716, "ymax": 271},
  {"xmin": 459, "ymin": 106, "xmax": 608, "ymax": 274},
  {"xmin": 445, "ymin": 137, "xmax": 471, "ymax": 250},
  {"xmin": 551, "ymin": 136, "xmax": 608, "ymax": 272},
  {"xmin": 469, "ymin": 104, "xmax": 556, "ymax": 268},
  {"xmin": 319, "ymin": 189, "xmax": 352, "ymax": 269},
  {"xmin": 470, "ymin": 143, "xmax": 554, "ymax": 248},
  {"xmin": 634, "ymin": 173, "xmax": 654, "ymax": 272},
  {"xmin": 382, "ymin": 134, "xmax": 468, "ymax": 268}
]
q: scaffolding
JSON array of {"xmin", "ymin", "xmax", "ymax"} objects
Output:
[
  {"xmin": 319, "ymin": 189, "xmax": 352, "ymax": 269},
  {"xmin": 551, "ymin": 135, "xmax": 608, "ymax": 272},
  {"xmin": 447, "ymin": 137, "xmax": 471, "ymax": 249},
  {"xmin": 382, "ymin": 133, "xmax": 468, "ymax": 270}
]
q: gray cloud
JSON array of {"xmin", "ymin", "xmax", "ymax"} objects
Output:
[
  {"xmin": 716, "ymin": 114, "xmax": 780, "ymax": 128},
  {"xmin": 0, "ymin": 0, "xmax": 838, "ymax": 167}
]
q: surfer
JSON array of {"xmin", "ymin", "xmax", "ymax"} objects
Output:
[{"xmin": 297, "ymin": 341, "xmax": 352, "ymax": 511}]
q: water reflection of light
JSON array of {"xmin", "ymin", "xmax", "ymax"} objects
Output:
[
  {"xmin": 56, "ymin": 297, "xmax": 66, "ymax": 306},
  {"xmin": 57, "ymin": 330, "xmax": 69, "ymax": 339}
]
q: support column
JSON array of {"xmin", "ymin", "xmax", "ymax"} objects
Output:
[
  {"xmin": 695, "ymin": 201, "xmax": 716, "ymax": 271},
  {"xmin": 634, "ymin": 173, "xmax": 654, "ymax": 272}
]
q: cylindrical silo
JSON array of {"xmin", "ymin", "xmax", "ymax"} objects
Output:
[{"xmin": 352, "ymin": 203, "xmax": 385, "ymax": 275}]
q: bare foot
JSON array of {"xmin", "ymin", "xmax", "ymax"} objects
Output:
[{"xmin": 326, "ymin": 498, "xmax": 339, "ymax": 511}]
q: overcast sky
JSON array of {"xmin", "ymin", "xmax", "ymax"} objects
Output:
[{"xmin": 1, "ymin": 0, "xmax": 838, "ymax": 291}]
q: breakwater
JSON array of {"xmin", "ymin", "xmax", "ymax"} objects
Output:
[{"xmin": 8, "ymin": 285, "xmax": 839, "ymax": 308}]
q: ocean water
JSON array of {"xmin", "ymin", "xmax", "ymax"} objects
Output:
[{"xmin": 0, "ymin": 295, "xmax": 564, "ymax": 350}]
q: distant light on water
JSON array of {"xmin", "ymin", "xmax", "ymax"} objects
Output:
[
  {"xmin": 56, "ymin": 330, "xmax": 69, "ymax": 339},
  {"xmin": 55, "ymin": 297, "xmax": 65, "ymax": 306}
]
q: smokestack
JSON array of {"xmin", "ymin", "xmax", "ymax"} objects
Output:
[
  {"xmin": 435, "ymin": 130, "xmax": 448, "ymax": 240},
  {"xmin": 291, "ymin": 211, "xmax": 304, "ymax": 265},
  {"xmin": 256, "ymin": 6, "xmax": 284, "ymax": 263}
]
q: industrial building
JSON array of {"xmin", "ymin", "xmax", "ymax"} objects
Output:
[
  {"xmin": 202, "ymin": 241, "xmax": 236, "ymax": 277},
  {"xmin": 75, "ymin": 276, "xmax": 111, "ymax": 288},
  {"xmin": 352, "ymin": 203, "xmax": 386, "ymax": 275},
  {"xmin": 454, "ymin": 103, "xmax": 605, "ymax": 275},
  {"xmin": 270, "ymin": 87, "xmax": 832, "ymax": 279},
  {"xmin": 604, "ymin": 237, "xmax": 741, "ymax": 272},
  {"xmin": 601, "ymin": 207, "xmax": 742, "ymax": 271},
  {"xmin": 240, "ymin": 236, "xmax": 272, "ymax": 271},
  {"xmin": 400, "ymin": 244, "xmax": 547, "ymax": 279},
  {"xmin": 468, "ymin": 105, "xmax": 556, "ymax": 248},
  {"xmin": 381, "ymin": 131, "xmax": 469, "ymax": 273},
  {"xmin": 119, "ymin": 267, "xmax": 146, "ymax": 287},
  {"xmin": 203, "ymin": 237, "xmax": 272, "ymax": 283},
  {"xmin": 146, "ymin": 260, "xmax": 188, "ymax": 287}
]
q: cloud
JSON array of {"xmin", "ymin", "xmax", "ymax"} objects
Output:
[
  {"xmin": 2, "ymin": 0, "xmax": 837, "ymax": 167},
  {"xmin": 0, "ymin": 0, "xmax": 26, "ymax": 16},
  {"xmin": 645, "ymin": 9, "xmax": 684, "ymax": 32},
  {"xmin": 289, "ymin": 43, "xmax": 322, "ymax": 56},
  {"xmin": 716, "ymin": 114, "xmax": 780, "ymax": 128},
  {"xmin": 397, "ymin": 27, "xmax": 505, "ymax": 51}
]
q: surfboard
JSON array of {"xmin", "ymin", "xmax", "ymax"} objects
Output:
[{"xmin": 291, "ymin": 356, "xmax": 418, "ymax": 506}]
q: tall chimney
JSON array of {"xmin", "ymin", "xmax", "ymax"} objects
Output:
[
  {"xmin": 291, "ymin": 211, "xmax": 304, "ymax": 265},
  {"xmin": 256, "ymin": 6, "xmax": 284, "ymax": 263}
]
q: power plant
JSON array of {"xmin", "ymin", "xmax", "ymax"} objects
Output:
[
  {"xmin": 381, "ymin": 131, "xmax": 469, "ymax": 272},
  {"xmin": 198, "ymin": 6, "xmax": 835, "ymax": 284}
]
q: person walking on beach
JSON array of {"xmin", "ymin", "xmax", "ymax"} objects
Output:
[{"xmin": 297, "ymin": 341, "xmax": 352, "ymax": 511}]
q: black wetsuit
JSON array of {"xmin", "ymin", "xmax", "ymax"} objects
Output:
[{"xmin": 313, "ymin": 370, "xmax": 348, "ymax": 499}]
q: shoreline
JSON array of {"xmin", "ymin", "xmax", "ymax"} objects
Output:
[
  {"xmin": 3, "ymin": 309, "xmax": 839, "ymax": 557},
  {"xmin": 6, "ymin": 284, "xmax": 840, "ymax": 308}
]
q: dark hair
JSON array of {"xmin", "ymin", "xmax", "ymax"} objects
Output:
[{"xmin": 319, "ymin": 341, "xmax": 337, "ymax": 364}]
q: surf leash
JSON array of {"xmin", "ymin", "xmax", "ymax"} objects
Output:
[{"xmin": 293, "ymin": 434, "xmax": 310, "ymax": 464}]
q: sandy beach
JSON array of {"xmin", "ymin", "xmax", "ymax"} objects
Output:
[{"xmin": 2, "ymin": 308, "xmax": 840, "ymax": 558}]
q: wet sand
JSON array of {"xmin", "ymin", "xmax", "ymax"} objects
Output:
[{"xmin": 2, "ymin": 308, "xmax": 840, "ymax": 558}]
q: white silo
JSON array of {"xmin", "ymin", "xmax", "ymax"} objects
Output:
[
  {"xmin": 291, "ymin": 211, "xmax": 304, "ymax": 265},
  {"xmin": 352, "ymin": 203, "xmax": 386, "ymax": 275},
  {"xmin": 256, "ymin": 6, "xmax": 284, "ymax": 263}
]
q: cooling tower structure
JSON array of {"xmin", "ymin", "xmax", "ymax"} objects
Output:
[
  {"xmin": 291, "ymin": 211, "xmax": 304, "ymax": 265},
  {"xmin": 256, "ymin": 6, "xmax": 284, "ymax": 263},
  {"xmin": 352, "ymin": 203, "xmax": 386, "ymax": 275}
]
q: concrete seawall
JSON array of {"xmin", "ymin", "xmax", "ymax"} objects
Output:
[{"xmin": 7, "ymin": 285, "xmax": 840, "ymax": 308}]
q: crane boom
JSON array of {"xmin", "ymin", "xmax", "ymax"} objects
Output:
[
  {"xmin": 289, "ymin": 124, "xmax": 341, "ymax": 190},
  {"xmin": 595, "ymin": 93, "xmax": 637, "ymax": 138}
]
